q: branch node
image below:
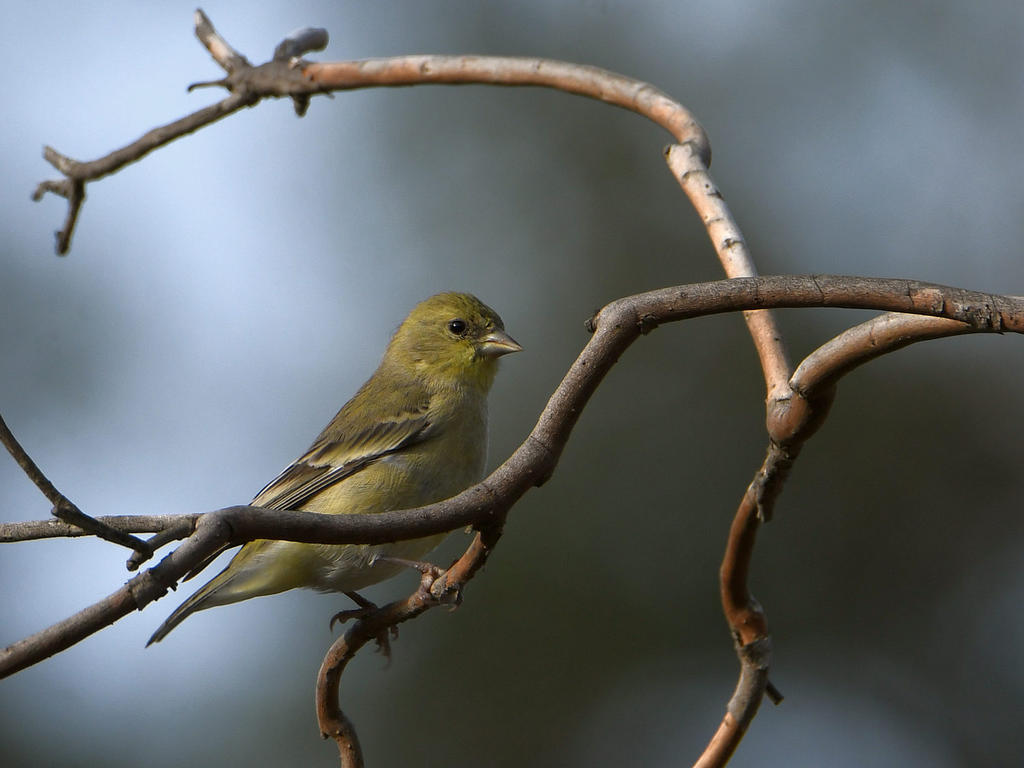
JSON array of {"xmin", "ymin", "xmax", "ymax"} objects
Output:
[
  {"xmin": 525, "ymin": 434, "xmax": 557, "ymax": 486},
  {"xmin": 31, "ymin": 178, "xmax": 71, "ymax": 202},
  {"xmin": 125, "ymin": 519, "xmax": 196, "ymax": 571},
  {"xmin": 32, "ymin": 148, "xmax": 87, "ymax": 254},
  {"xmin": 766, "ymin": 387, "xmax": 834, "ymax": 450},
  {"xmin": 726, "ymin": 635, "xmax": 774, "ymax": 721},
  {"xmin": 126, "ymin": 566, "xmax": 180, "ymax": 612},
  {"xmin": 637, "ymin": 312, "xmax": 659, "ymax": 335},
  {"xmin": 50, "ymin": 500, "xmax": 154, "ymax": 557}
]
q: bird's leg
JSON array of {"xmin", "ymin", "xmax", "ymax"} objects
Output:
[
  {"xmin": 372, "ymin": 555, "xmax": 444, "ymax": 579},
  {"xmin": 329, "ymin": 591, "xmax": 397, "ymax": 660},
  {"xmin": 328, "ymin": 590, "xmax": 376, "ymax": 629},
  {"xmin": 373, "ymin": 556, "xmax": 463, "ymax": 608}
]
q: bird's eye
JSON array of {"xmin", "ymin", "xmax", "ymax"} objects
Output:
[{"xmin": 447, "ymin": 319, "xmax": 468, "ymax": 336}]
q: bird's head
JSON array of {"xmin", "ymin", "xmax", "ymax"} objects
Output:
[{"xmin": 385, "ymin": 292, "xmax": 521, "ymax": 392}]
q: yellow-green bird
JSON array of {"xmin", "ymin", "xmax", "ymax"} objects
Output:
[{"xmin": 147, "ymin": 293, "xmax": 520, "ymax": 645}]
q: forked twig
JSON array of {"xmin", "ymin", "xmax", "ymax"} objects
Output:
[{"xmin": 0, "ymin": 413, "xmax": 152, "ymax": 556}]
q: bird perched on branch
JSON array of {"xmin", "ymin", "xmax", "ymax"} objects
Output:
[{"xmin": 148, "ymin": 292, "xmax": 520, "ymax": 645}]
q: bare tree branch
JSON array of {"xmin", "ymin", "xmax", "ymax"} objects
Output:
[
  {"xmin": 33, "ymin": 27, "xmax": 710, "ymax": 255},
  {"xmin": 0, "ymin": 413, "xmax": 152, "ymax": 555},
  {"xmin": 32, "ymin": 12, "xmax": 801, "ymax": 531},
  {"xmin": 664, "ymin": 145, "xmax": 792, "ymax": 398},
  {"xmin": 4, "ymin": 275, "xmax": 1020, "ymax": 686},
  {"xmin": 791, "ymin": 312, "xmax": 978, "ymax": 395},
  {"xmin": 0, "ymin": 514, "xmax": 199, "ymax": 543},
  {"xmin": 32, "ymin": 13, "xmax": 797, "ymax": 425},
  {"xmin": 32, "ymin": 93, "xmax": 255, "ymax": 255},
  {"xmin": 316, "ymin": 527, "xmax": 499, "ymax": 763},
  {"xmin": 691, "ymin": 296, "xmax": 1012, "ymax": 767},
  {"xmin": 693, "ymin": 638, "xmax": 774, "ymax": 768}
]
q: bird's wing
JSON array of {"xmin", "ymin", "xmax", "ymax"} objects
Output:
[
  {"xmin": 250, "ymin": 410, "xmax": 433, "ymax": 512},
  {"xmin": 180, "ymin": 414, "xmax": 430, "ymax": 584},
  {"xmin": 178, "ymin": 389, "xmax": 434, "ymax": 584}
]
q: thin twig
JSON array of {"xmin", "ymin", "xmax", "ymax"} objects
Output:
[
  {"xmin": 316, "ymin": 572, "xmax": 444, "ymax": 767},
  {"xmin": 0, "ymin": 413, "xmax": 152, "ymax": 554},
  {"xmin": 193, "ymin": 9, "xmax": 250, "ymax": 73},
  {"xmin": 33, "ymin": 94, "xmax": 254, "ymax": 254},
  {"xmin": 0, "ymin": 514, "xmax": 200, "ymax": 543}
]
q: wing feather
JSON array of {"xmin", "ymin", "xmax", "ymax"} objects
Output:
[{"xmin": 250, "ymin": 410, "xmax": 432, "ymax": 512}]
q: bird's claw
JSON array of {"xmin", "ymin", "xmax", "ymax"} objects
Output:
[
  {"xmin": 329, "ymin": 594, "xmax": 398, "ymax": 661},
  {"xmin": 428, "ymin": 573, "xmax": 463, "ymax": 609},
  {"xmin": 328, "ymin": 606, "xmax": 369, "ymax": 632},
  {"xmin": 374, "ymin": 555, "xmax": 462, "ymax": 609}
]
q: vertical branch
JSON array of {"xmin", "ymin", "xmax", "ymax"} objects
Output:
[
  {"xmin": 317, "ymin": 637, "xmax": 366, "ymax": 768},
  {"xmin": 664, "ymin": 144, "xmax": 792, "ymax": 398},
  {"xmin": 316, "ymin": 526, "xmax": 503, "ymax": 766},
  {"xmin": 664, "ymin": 141, "xmax": 792, "ymax": 767},
  {"xmin": 720, "ymin": 492, "xmax": 767, "ymax": 646},
  {"xmin": 693, "ymin": 638, "xmax": 773, "ymax": 768}
]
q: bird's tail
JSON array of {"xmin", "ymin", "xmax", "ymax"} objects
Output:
[
  {"xmin": 146, "ymin": 567, "xmax": 239, "ymax": 646},
  {"xmin": 147, "ymin": 540, "xmax": 309, "ymax": 645}
]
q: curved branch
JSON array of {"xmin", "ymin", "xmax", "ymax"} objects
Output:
[
  {"xmin": 315, "ymin": 530, "xmax": 497, "ymax": 764},
  {"xmin": 664, "ymin": 145, "xmax": 792, "ymax": 397},
  {"xmin": 748, "ymin": 304, "xmax": 999, "ymax": 526},
  {"xmin": 3, "ymin": 275, "xmax": 1020, "ymax": 684},
  {"xmin": 791, "ymin": 312, "xmax": 977, "ymax": 395},
  {"xmin": 692, "ymin": 304, "xmax": 1006, "ymax": 768},
  {"xmin": 35, "ymin": 20, "xmax": 711, "ymax": 256},
  {"xmin": 300, "ymin": 56, "xmax": 708, "ymax": 156},
  {"xmin": 33, "ymin": 10, "xmax": 793, "ymax": 476},
  {"xmin": 31, "ymin": 13, "xmax": 799, "ymax": 407}
]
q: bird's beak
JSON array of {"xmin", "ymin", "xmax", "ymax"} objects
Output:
[{"xmin": 478, "ymin": 329, "xmax": 523, "ymax": 358}]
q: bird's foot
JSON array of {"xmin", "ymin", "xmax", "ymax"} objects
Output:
[
  {"xmin": 373, "ymin": 556, "xmax": 463, "ymax": 609},
  {"xmin": 329, "ymin": 591, "xmax": 398, "ymax": 661}
]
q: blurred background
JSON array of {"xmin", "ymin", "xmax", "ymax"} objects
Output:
[{"xmin": 2, "ymin": 2, "xmax": 1023, "ymax": 766}]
